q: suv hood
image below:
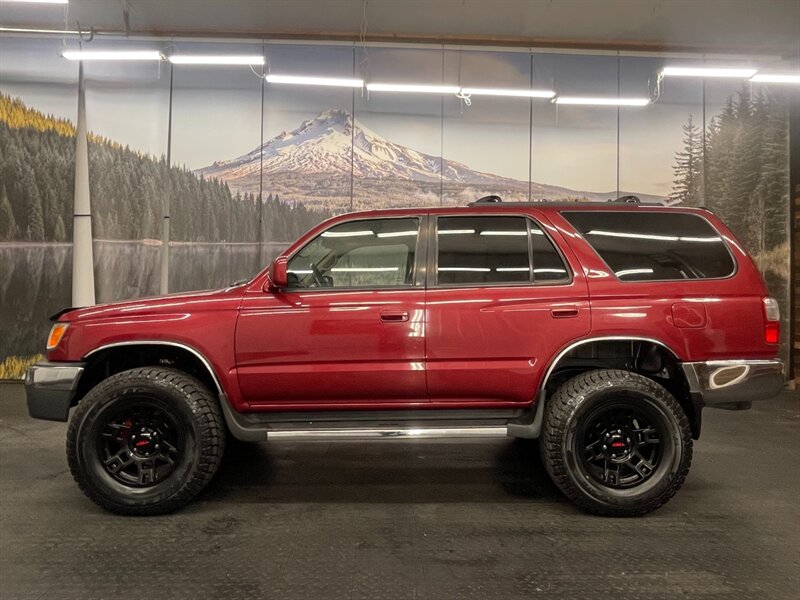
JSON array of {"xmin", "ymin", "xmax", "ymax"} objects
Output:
[{"xmin": 56, "ymin": 284, "xmax": 249, "ymax": 324}]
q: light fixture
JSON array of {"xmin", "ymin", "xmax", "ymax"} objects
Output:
[
  {"xmin": 438, "ymin": 229, "xmax": 476, "ymax": 235},
  {"xmin": 661, "ymin": 66, "xmax": 757, "ymax": 78},
  {"xmin": 266, "ymin": 74, "xmax": 364, "ymax": 88},
  {"xmin": 1, "ymin": 0, "xmax": 68, "ymax": 4},
  {"xmin": 480, "ymin": 231, "xmax": 527, "ymax": 236},
  {"xmin": 366, "ymin": 83, "xmax": 461, "ymax": 94},
  {"xmin": 554, "ymin": 97, "xmax": 650, "ymax": 107},
  {"xmin": 460, "ymin": 87, "xmax": 555, "ymax": 98},
  {"xmin": 376, "ymin": 231, "xmax": 418, "ymax": 238},
  {"xmin": 61, "ymin": 50, "xmax": 164, "ymax": 61},
  {"xmin": 750, "ymin": 73, "xmax": 800, "ymax": 84},
  {"xmin": 169, "ymin": 55, "xmax": 264, "ymax": 66},
  {"xmin": 321, "ymin": 230, "xmax": 374, "ymax": 238}
]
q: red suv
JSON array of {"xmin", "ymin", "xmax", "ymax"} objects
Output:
[{"xmin": 25, "ymin": 200, "xmax": 785, "ymax": 516}]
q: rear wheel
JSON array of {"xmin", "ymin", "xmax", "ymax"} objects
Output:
[
  {"xmin": 67, "ymin": 367, "xmax": 225, "ymax": 515},
  {"xmin": 541, "ymin": 369, "xmax": 692, "ymax": 516}
]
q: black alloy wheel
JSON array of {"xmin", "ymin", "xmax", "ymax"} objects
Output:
[
  {"xmin": 99, "ymin": 400, "xmax": 182, "ymax": 488},
  {"xmin": 540, "ymin": 369, "xmax": 692, "ymax": 517},
  {"xmin": 67, "ymin": 367, "xmax": 225, "ymax": 515}
]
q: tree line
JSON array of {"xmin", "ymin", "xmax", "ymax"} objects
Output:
[
  {"xmin": 0, "ymin": 94, "xmax": 329, "ymax": 244},
  {"xmin": 670, "ymin": 87, "xmax": 789, "ymax": 257}
]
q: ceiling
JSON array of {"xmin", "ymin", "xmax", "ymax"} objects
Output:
[{"xmin": 1, "ymin": 0, "xmax": 799, "ymax": 57}]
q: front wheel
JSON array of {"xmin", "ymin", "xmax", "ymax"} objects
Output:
[
  {"xmin": 540, "ymin": 369, "xmax": 692, "ymax": 517},
  {"xmin": 67, "ymin": 367, "xmax": 225, "ymax": 515}
]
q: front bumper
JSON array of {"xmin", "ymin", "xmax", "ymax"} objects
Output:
[
  {"xmin": 24, "ymin": 361, "xmax": 85, "ymax": 421},
  {"xmin": 682, "ymin": 359, "xmax": 786, "ymax": 410}
]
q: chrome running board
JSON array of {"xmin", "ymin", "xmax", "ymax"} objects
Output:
[{"xmin": 266, "ymin": 426, "xmax": 508, "ymax": 441}]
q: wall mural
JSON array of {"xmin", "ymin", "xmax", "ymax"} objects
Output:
[{"xmin": 0, "ymin": 37, "xmax": 792, "ymax": 378}]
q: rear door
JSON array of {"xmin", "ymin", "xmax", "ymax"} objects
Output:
[{"xmin": 424, "ymin": 211, "xmax": 590, "ymax": 405}]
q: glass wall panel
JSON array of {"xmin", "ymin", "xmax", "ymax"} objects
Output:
[
  {"xmin": 83, "ymin": 39, "xmax": 171, "ymax": 303},
  {"xmin": 353, "ymin": 46, "xmax": 445, "ymax": 210},
  {"xmin": 0, "ymin": 36, "xmax": 78, "ymax": 377},
  {"xmin": 261, "ymin": 43, "xmax": 355, "ymax": 257},
  {"xmin": 442, "ymin": 49, "xmax": 531, "ymax": 205},
  {"xmin": 531, "ymin": 53, "xmax": 618, "ymax": 201},
  {"xmin": 169, "ymin": 42, "xmax": 263, "ymax": 291}
]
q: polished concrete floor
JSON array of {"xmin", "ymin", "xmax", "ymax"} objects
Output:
[{"xmin": 1, "ymin": 382, "xmax": 798, "ymax": 600}]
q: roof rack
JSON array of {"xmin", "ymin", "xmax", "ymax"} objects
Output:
[
  {"xmin": 467, "ymin": 195, "xmax": 503, "ymax": 206},
  {"xmin": 609, "ymin": 195, "xmax": 669, "ymax": 206}
]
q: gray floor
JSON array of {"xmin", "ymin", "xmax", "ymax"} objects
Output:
[{"xmin": 1, "ymin": 382, "xmax": 798, "ymax": 600}]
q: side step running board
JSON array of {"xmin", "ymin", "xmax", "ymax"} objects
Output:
[{"xmin": 266, "ymin": 426, "xmax": 508, "ymax": 441}]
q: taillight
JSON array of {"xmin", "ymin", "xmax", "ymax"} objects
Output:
[{"xmin": 763, "ymin": 297, "xmax": 780, "ymax": 345}]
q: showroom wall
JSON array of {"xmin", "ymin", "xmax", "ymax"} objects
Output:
[{"xmin": 0, "ymin": 35, "xmax": 796, "ymax": 377}]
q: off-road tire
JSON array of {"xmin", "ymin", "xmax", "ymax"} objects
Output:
[
  {"xmin": 541, "ymin": 369, "xmax": 692, "ymax": 517},
  {"xmin": 67, "ymin": 367, "xmax": 225, "ymax": 515}
]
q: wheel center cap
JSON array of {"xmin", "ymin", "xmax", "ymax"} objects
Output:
[
  {"xmin": 603, "ymin": 429, "xmax": 632, "ymax": 461},
  {"xmin": 130, "ymin": 428, "xmax": 159, "ymax": 457}
]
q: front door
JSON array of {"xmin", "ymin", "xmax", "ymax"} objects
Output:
[
  {"xmin": 235, "ymin": 215, "xmax": 427, "ymax": 410},
  {"xmin": 425, "ymin": 212, "xmax": 590, "ymax": 405}
]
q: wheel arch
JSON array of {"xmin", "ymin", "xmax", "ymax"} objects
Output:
[
  {"xmin": 539, "ymin": 336, "xmax": 701, "ymax": 439},
  {"xmin": 77, "ymin": 341, "xmax": 226, "ymax": 406}
]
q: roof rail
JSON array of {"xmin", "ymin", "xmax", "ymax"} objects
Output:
[
  {"xmin": 609, "ymin": 195, "xmax": 669, "ymax": 207},
  {"xmin": 467, "ymin": 195, "xmax": 503, "ymax": 206}
]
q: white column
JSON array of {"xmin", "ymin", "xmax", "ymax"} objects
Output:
[
  {"xmin": 71, "ymin": 62, "xmax": 95, "ymax": 307},
  {"xmin": 159, "ymin": 65, "xmax": 173, "ymax": 295}
]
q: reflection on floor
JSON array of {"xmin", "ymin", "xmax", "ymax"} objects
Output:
[{"xmin": 1, "ymin": 383, "xmax": 798, "ymax": 600}]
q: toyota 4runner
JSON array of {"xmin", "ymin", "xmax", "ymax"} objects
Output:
[{"xmin": 25, "ymin": 200, "xmax": 786, "ymax": 516}]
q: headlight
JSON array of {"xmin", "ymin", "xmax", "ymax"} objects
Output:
[{"xmin": 47, "ymin": 323, "xmax": 69, "ymax": 350}]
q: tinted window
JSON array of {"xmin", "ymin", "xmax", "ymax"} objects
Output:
[
  {"xmin": 530, "ymin": 221, "xmax": 571, "ymax": 283},
  {"xmin": 437, "ymin": 216, "xmax": 529, "ymax": 285},
  {"xmin": 287, "ymin": 218, "xmax": 419, "ymax": 289},
  {"xmin": 562, "ymin": 211, "xmax": 735, "ymax": 280}
]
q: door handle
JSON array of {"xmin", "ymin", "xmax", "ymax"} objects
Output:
[
  {"xmin": 380, "ymin": 311, "xmax": 409, "ymax": 323},
  {"xmin": 550, "ymin": 307, "xmax": 579, "ymax": 319}
]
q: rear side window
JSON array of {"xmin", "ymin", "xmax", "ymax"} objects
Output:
[
  {"xmin": 435, "ymin": 216, "xmax": 570, "ymax": 286},
  {"xmin": 562, "ymin": 211, "xmax": 735, "ymax": 281}
]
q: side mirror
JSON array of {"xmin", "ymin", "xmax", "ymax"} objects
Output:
[{"xmin": 268, "ymin": 257, "xmax": 288, "ymax": 289}]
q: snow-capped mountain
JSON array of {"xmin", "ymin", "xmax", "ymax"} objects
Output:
[{"xmin": 196, "ymin": 109, "xmax": 664, "ymax": 208}]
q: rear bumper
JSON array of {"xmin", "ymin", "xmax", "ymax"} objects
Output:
[
  {"xmin": 24, "ymin": 361, "xmax": 85, "ymax": 421},
  {"xmin": 682, "ymin": 359, "xmax": 786, "ymax": 410}
]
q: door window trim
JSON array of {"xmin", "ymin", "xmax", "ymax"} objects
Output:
[
  {"xmin": 428, "ymin": 213, "xmax": 574, "ymax": 289},
  {"xmin": 281, "ymin": 214, "xmax": 428, "ymax": 293}
]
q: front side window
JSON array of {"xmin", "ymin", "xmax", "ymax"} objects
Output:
[
  {"xmin": 562, "ymin": 211, "xmax": 735, "ymax": 281},
  {"xmin": 287, "ymin": 218, "xmax": 419, "ymax": 289}
]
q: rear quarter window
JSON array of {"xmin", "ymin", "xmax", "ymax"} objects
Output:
[{"xmin": 562, "ymin": 211, "xmax": 736, "ymax": 281}]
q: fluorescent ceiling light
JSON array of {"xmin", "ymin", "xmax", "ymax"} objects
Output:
[
  {"xmin": 661, "ymin": 66, "xmax": 757, "ymax": 78},
  {"xmin": 321, "ymin": 230, "xmax": 374, "ymax": 238},
  {"xmin": 438, "ymin": 229, "xmax": 476, "ymax": 235},
  {"xmin": 750, "ymin": 73, "xmax": 800, "ymax": 84},
  {"xmin": 1, "ymin": 0, "xmax": 68, "ymax": 4},
  {"xmin": 438, "ymin": 267, "xmax": 491, "ymax": 272},
  {"xmin": 616, "ymin": 268, "xmax": 655, "ymax": 277},
  {"xmin": 460, "ymin": 87, "xmax": 555, "ymax": 98},
  {"xmin": 367, "ymin": 82, "xmax": 461, "ymax": 94},
  {"xmin": 496, "ymin": 267, "xmax": 530, "ymax": 272},
  {"xmin": 61, "ymin": 50, "xmax": 164, "ymax": 61},
  {"xmin": 555, "ymin": 97, "xmax": 650, "ymax": 106},
  {"xmin": 331, "ymin": 267, "xmax": 399, "ymax": 273},
  {"xmin": 480, "ymin": 231, "xmax": 527, "ymax": 236},
  {"xmin": 376, "ymin": 230, "xmax": 418, "ymax": 238},
  {"xmin": 169, "ymin": 55, "xmax": 264, "ymax": 65},
  {"xmin": 266, "ymin": 74, "xmax": 364, "ymax": 87}
]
